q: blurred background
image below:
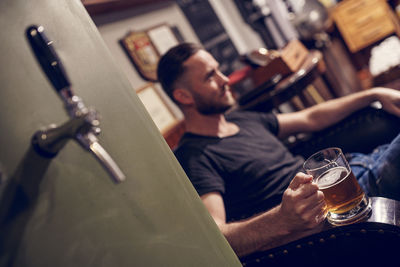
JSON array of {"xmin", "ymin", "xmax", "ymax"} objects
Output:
[{"xmin": 82, "ymin": 0, "xmax": 400, "ymax": 147}]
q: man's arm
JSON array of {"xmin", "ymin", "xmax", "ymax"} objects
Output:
[
  {"xmin": 276, "ymin": 87, "xmax": 400, "ymax": 139},
  {"xmin": 201, "ymin": 173, "xmax": 326, "ymax": 257}
]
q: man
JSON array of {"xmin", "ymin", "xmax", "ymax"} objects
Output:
[{"xmin": 157, "ymin": 43, "xmax": 400, "ymax": 257}]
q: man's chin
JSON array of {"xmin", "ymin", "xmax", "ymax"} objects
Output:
[{"xmin": 197, "ymin": 104, "xmax": 233, "ymax": 115}]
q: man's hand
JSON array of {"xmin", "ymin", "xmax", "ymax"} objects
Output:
[
  {"xmin": 202, "ymin": 173, "xmax": 327, "ymax": 256},
  {"xmin": 278, "ymin": 172, "xmax": 326, "ymax": 232},
  {"xmin": 371, "ymin": 87, "xmax": 400, "ymax": 117}
]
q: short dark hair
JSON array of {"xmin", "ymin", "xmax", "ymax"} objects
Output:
[{"xmin": 157, "ymin": 43, "xmax": 203, "ymax": 103}]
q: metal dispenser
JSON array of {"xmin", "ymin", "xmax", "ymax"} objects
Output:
[{"xmin": 26, "ymin": 25, "xmax": 125, "ymax": 183}]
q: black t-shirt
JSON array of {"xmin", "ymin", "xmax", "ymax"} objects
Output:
[{"xmin": 175, "ymin": 111, "xmax": 304, "ymax": 221}]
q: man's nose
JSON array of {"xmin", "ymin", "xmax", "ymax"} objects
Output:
[{"xmin": 216, "ymin": 70, "xmax": 229, "ymax": 84}]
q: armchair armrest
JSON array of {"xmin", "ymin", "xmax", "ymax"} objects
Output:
[
  {"xmin": 285, "ymin": 106, "xmax": 400, "ymax": 158},
  {"xmin": 241, "ymin": 197, "xmax": 400, "ymax": 267}
]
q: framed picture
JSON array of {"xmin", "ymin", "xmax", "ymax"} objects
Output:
[
  {"xmin": 120, "ymin": 31, "xmax": 159, "ymax": 81},
  {"xmin": 136, "ymin": 83, "xmax": 179, "ymax": 134},
  {"xmin": 147, "ymin": 24, "xmax": 180, "ymax": 55},
  {"xmin": 120, "ymin": 24, "xmax": 180, "ymax": 82}
]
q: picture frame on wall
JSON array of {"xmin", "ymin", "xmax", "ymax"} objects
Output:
[
  {"xmin": 120, "ymin": 31, "xmax": 159, "ymax": 81},
  {"xmin": 136, "ymin": 83, "xmax": 180, "ymax": 134},
  {"xmin": 120, "ymin": 24, "xmax": 180, "ymax": 82},
  {"xmin": 147, "ymin": 24, "xmax": 180, "ymax": 55}
]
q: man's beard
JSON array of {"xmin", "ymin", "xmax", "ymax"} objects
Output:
[
  {"xmin": 194, "ymin": 92, "xmax": 236, "ymax": 115},
  {"xmin": 196, "ymin": 101, "xmax": 233, "ymax": 115}
]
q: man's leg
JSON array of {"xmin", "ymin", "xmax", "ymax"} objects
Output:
[
  {"xmin": 372, "ymin": 133, "xmax": 400, "ymax": 201},
  {"xmin": 350, "ymin": 134, "xmax": 400, "ymax": 201}
]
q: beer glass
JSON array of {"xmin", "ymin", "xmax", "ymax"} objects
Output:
[{"xmin": 303, "ymin": 147, "xmax": 371, "ymax": 225}]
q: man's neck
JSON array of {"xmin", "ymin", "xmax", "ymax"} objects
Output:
[{"xmin": 184, "ymin": 112, "xmax": 239, "ymax": 138}]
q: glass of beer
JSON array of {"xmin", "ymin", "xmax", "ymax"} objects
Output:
[{"xmin": 303, "ymin": 147, "xmax": 371, "ymax": 225}]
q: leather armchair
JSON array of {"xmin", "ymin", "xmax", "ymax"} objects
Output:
[
  {"xmin": 285, "ymin": 106, "xmax": 400, "ymax": 158},
  {"xmin": 241, "ymin": 199, "xmax": 400, "ymax": 267}
]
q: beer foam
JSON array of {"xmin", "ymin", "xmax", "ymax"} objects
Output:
[{"xmin": 316, "ymin": 166, "xmax": 348, "ymax": 189}]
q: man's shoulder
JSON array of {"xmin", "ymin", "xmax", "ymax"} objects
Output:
[
  {"xmin": 174, "ymin": 133, "xmax": 212, "ymax": 157},
  {"xmin": 225, "ymin": 110, "xmax": 257, "ymax": 120},
  {"xmin": 226, "ymin": 110, "xmax": 277, "ymax": 124}
]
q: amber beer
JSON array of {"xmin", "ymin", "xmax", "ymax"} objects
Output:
[
  {"xmin": 304, "ymin": 147, "xmax": 371, "ymax": 225},
  {"xmin": 316, "ymin": 166, "xmax": 364, "ymax": 214}
]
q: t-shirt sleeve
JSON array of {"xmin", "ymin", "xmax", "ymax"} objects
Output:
[
  {"xmin": 174, "ymin": 147, "xmax": 225, "ymax": 196},
  {"xmin": 226, "ymin": 111, "xmax": 279, "ymax": 135},
  {"xmin": 252, "ymin": 112, "xmax": 280, "ymax": 136}
]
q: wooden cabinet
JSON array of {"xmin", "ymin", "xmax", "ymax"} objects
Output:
[{"xmin": 332, "ymin": 0, "xmax": 398, "ymax": 52}]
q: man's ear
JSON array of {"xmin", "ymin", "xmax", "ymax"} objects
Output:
[{"xmin": 173, "ymin": 88, "xmax": 193, "ymax": 105}]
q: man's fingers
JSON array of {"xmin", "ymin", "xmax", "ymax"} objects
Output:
[
  {"xmin": 387, "ymin": 105, "xmax": 400, "ymax": 117},
  {"xmin": 300, "ymin": 195, "xmax": 327, "ymax": 225},
  {"xmin": 293, "ymin": 189, "xmax": 325, "ymax": 215},
  {"xmin": 309, "ymin": 199, "xmax": 328, "ymax": 224},
  {"xmin": 305, "ymin": 188, "xmax": 325, "ymax": 204},
  {"xmin": 289, "ymin": 172, "xmax": 313, "ymax": 190},
  {"xmin": 296, "ymin": 182, "xmax": 320, "ymax": 199}
]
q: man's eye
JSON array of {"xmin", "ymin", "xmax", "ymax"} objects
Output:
[{"xmin": 205, "ymin": 73, "xmax": 215, "ymax": 81}]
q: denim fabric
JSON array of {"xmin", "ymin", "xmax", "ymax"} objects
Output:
[{"xmin": 347, "ymin": 133, "xmax": 400, "ymax": 201}]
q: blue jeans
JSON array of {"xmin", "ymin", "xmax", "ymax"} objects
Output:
[{"xmin": 347, "ymin": 133, "xmax": 400, "ymax": 201}]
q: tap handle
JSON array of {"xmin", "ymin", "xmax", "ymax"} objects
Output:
[{"xmin": 26, "ymin": 25, "xmax": 72, "ymax": 97}]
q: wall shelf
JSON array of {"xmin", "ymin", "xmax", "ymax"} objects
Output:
[{"xmin": 82, "ymin": 0, "xmax": 166, "ymax": 15}]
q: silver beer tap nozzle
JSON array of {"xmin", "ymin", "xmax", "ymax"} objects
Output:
[
  {"xmin": 76, "ymin": 132, "xmax": 126, "ymax": 183},
  {"xmin": 73, "ymin": 106, "xmax": 126, "ymax": 183},
  {"xmin": 31, "ymin": 104, "xmax": 126, "ymax": 183}
]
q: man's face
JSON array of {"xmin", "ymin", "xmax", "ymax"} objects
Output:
[{"xmin": 181, "ymin": 50, "xmax": 235, "ymax": 115}]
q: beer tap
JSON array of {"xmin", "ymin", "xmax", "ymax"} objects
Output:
[{"xmin": 27, "ymin": 25, "xmax": 126, "ymax": 183}]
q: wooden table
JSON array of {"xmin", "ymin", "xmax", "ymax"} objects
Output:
[{"xmin": 237, "ymin": 50, "xmax": 334, "ymax": 113}]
